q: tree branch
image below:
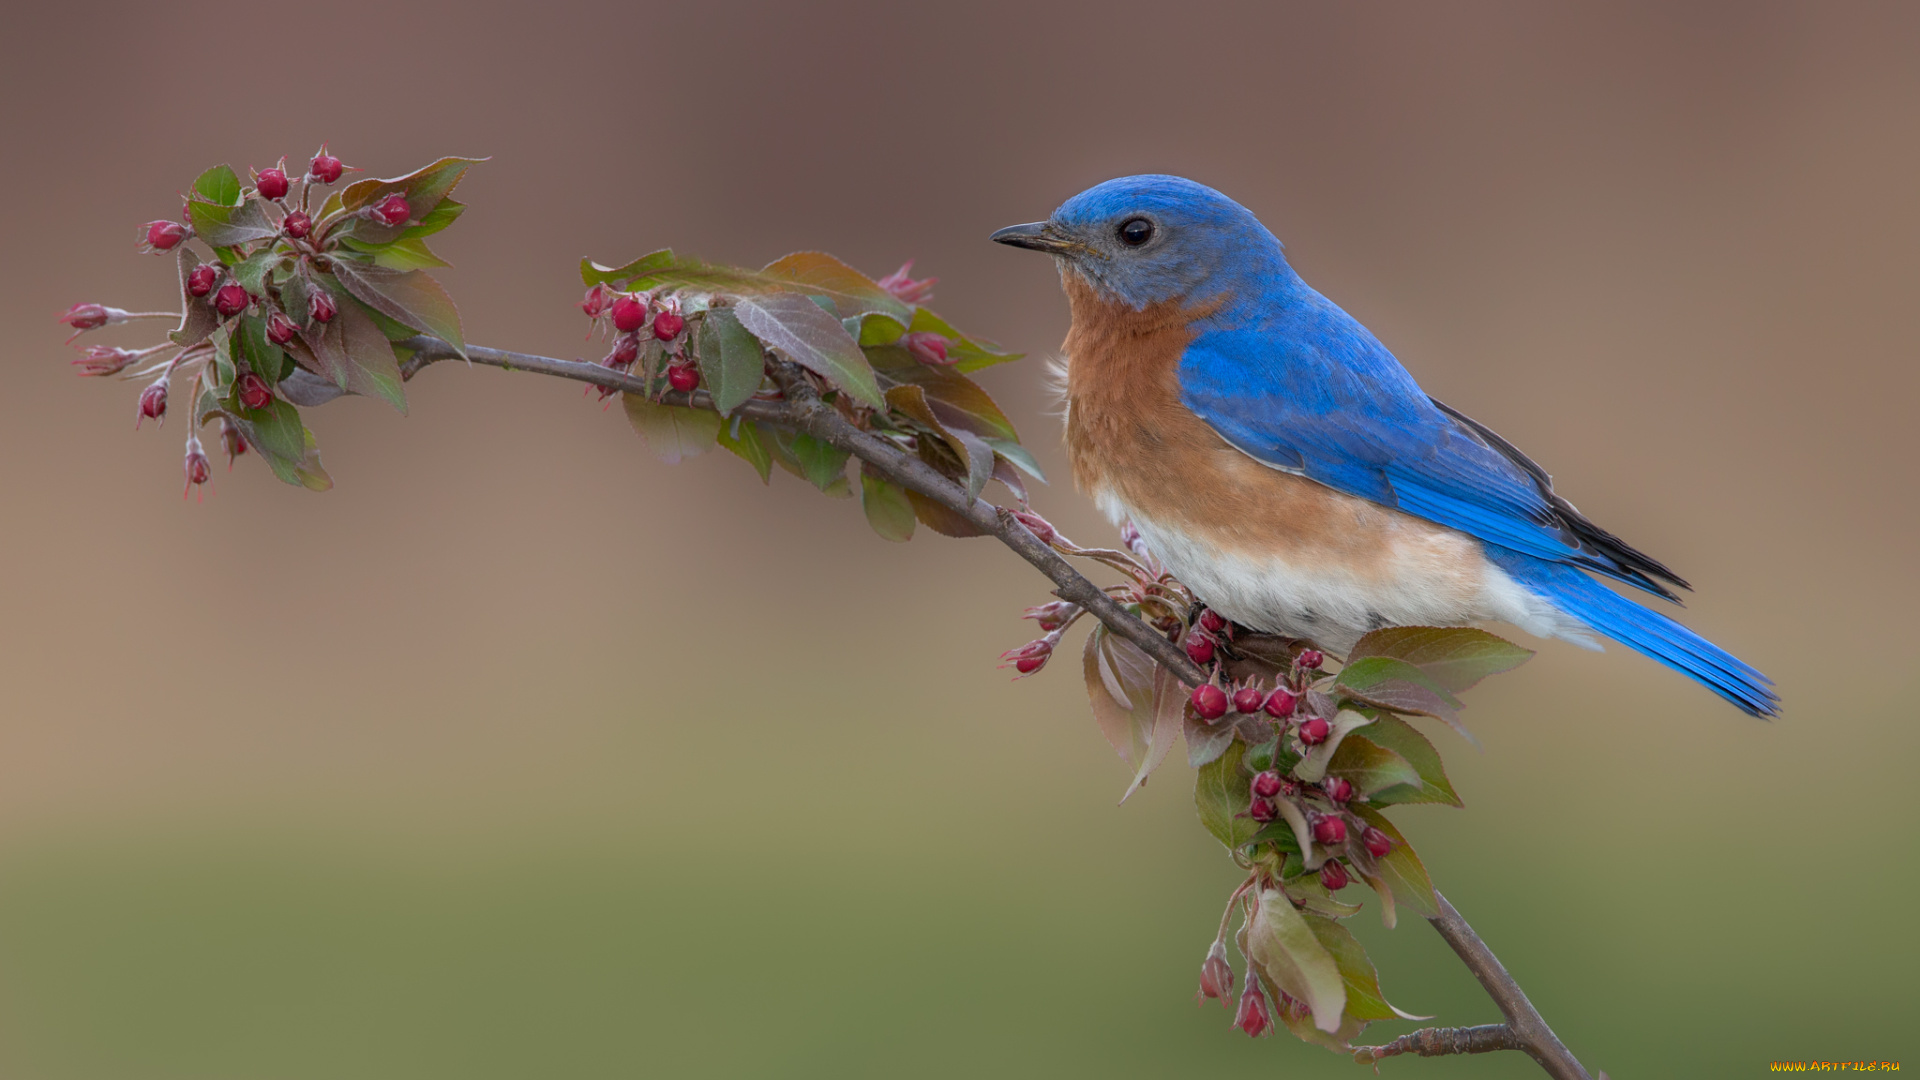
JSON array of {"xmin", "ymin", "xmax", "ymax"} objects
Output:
[{"xmin": 398, "ymin": 335, "xmax": 1591, "ymax": 1079}]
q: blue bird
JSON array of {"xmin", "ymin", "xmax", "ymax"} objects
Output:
[{"xmin": 992, "ymin": 175, "xmax": 1777, "ymax": 716}]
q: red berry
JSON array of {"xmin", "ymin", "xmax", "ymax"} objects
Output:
[
  {"xmin": 256, "ymin": 167, "xmax": 289, "ymax": 200},
  {"xmin": 1190, "ymin": 684, "xmax": 1228, "ymax": 721},
  {"xmin": 652, "ymin": 309, "xmax": 686, "ymax": 341},
  {"xmin": 137, "ymin": 378, "xmax": 168, "ymax": 426},
  {"xmin": 214, "ymin": 284, "xmax": 249, "ymax": 318},
  {"xmin": 1297, "ymin": 717, "xmax": 1330, "ymax": 745},
  {"xmin": 667, "ymin": 363, "xmax": 700, "ymax": 392},
  {"xmin": 1312, "ymin": 814, "xmax": 1347, "ymax": 846},
  {"xmin": 1199, "ymin": 609, "xmax": 1228, "ymax": 634},
  {"xmin": 1232, "ymin": 686, "xmax": 1264, "ymax": 714},
  {"xmin": 1250, "ymin": 770, "xmax": 1284, "ymax": 800},
  {"xmin": 611, "ymin": 296, "xmax": 648, "ymax": 333},
  {"xmin": 143, "ymin": 219, "xmax": 188, "ymax": 252},
  {"xmin": 1263, "ymin": 687, "xmax": 1299, "ymax": 718},
  {"xmin": 266, "ymin": 312, "xmax": 297, "ymax": 346},
  {"xmin": 1248, "ymin": 797, "xmax": 1278, "ymax": 823},
  {"xmin": 308, "ymin": 289, "xmax": 337, "ymax": 324},
  {"xmin": 369, "ymin": 193, "xmax": 411, "ymax": 227},
  {"xmin": 1362, "ymin": 827, "xmax": 1394, "ymax": 858},
  {"xmin": 183, "ymin": 437, "xmax": 211, "ymax": 492},
  {"xmin": 1297, "ymin": 650, "xmax": 1325, "ymax": 671},
  {"xmin": 1319, "ymin": 859, "xmax": 1350, "ymax": 891},
  {"xmin": 283, "ymin": 211, "xmax": 312, "ymax": 240},
  {"xmin": 1322, "ymin": 776, "xmax": 1354, "ymax": 803},
  {"xmin": 235, "ymin": 372, "xmax": 272, "ymax": 410},
  {"xmin": 1185, "ymin": 633, "xmax": 1216, "ymax": 666},
  {"xmin": 309, "ymin": 149, "xmax": 345, "ymax": 184}
]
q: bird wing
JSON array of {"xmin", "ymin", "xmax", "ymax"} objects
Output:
[{"xmin": 1178, "ymin": 309, "xmax": 1688, "ymax": 601}]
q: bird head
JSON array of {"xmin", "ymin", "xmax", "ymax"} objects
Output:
[{"xmin": 991, "ymin": 175, "xmax": 1289, "ymax": 311}]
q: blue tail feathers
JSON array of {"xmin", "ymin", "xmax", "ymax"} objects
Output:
[{"xmin": 1486, "ymin": 547, "xmax": 1779, "ymax": 717}]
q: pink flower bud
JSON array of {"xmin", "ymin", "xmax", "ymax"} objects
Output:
[
  {"xmin": 72, "ymin": 345, "xmax": 138, "ymax": 377},
  {"xmin": 611, "ymin": 295, "xmax": 648, "ymax": 333},
  {"xmin": 1012, "ymin": 509, "xmax": 1058, "ymax": 545},
  {"xmin": 1312, "ymin": 814, "xmax": 1347, "ymax": 846},
  {"xmin": 188, "ymin": 264, "xmax": 218, "ymax": 297},
  {"xmin": 308, "ymin": 146, "xmax": 346, "ymax": 184},
  {"xmin": 1198, "ymin": 609, "xmax": 1228, "ymax": 635},
  {"xmin": 1120, "ymin": 520, "xmax": 1151, "ymax": 559},
  {"xmin": 283, "ymin": 211, "xmax": 312, "ymax": 240},
  {"xmin": 998, "ymin": 636, "xmax": 1056, "ymax": 677},
  {"xmin": 1362, "ymin": 826, "xmax": 1394, "ymax": 858},
  {"xmin": 667, "ymin": 363, "xmax": 700, "ymax": 393},
  {"xmin": 1196, "ymin": 940, "xmax": 1234, "ymax": 1007},
  {"xmin": 1231, "ymin": 686, "xmax": 1265, "ymax": 714},
  {"xmin": 1185, "ymin": 632, "xmax": 1216, "ymax": 666},
  {"xmin": 266, "ymin": 311, "xmax": 297, "ymax": 346},
  {"xmin": 142, "ymin": 219, "xmax": 189, "ymax": 253},
  {"xmin": 256, "ymin": 167, "xmax": 290, "ymax": 200},
  {"xmin": 1251, "ymin": 770, "xmax": 1284, "ymax": 800},
  {"xmin": 1248, "ymin": 796, "xmax": 1278, "ymax": 823},
  {"xmin": 652, "ymin": 309, "xmax": 687, "ymax": 341},
  {"xmin": 876, "ymin": 260, "xmax": 937, "ymax": 305},
  {"xmin": 1262, "ymin": 687, "xmax": 1298, "ymax": 718},
  {"xmin": 308, "ymin": 289, "xmax": 337, "ymax": 324},
  {"xmin": 1021, "ymin": 600, "xmax": 1077, "ymax": 632},
  {"xmin": 1322, "ymin": 776, "xmax": 1353, "ymax": 803},
  {"xmin": 219, "ymin": 416, "xmax": 248, "ymax": 465},
  {"xmin": 1190, "ymin": 683, "xmax": 1228, "ymax": 721},
  {"xmin": 214, "ymin": 284, "xmax": 249, "ymax": 318},
  {"xmin": 137, "ymin": 377, "xmax": 168, "ymax": 428},
  {"xmin": 902, "ymin": 331, "xmax": 953, "ymax": 365},
  {"xmin": 1233, "ymin": 977, "xmax": 1273, "ymax": 1038},
  {"xmin": 1319, "ymin": 859, "xmax": 1350, "ymax": 891},
  {"xmin": 59, "ymin": 303, "xmax": 112, "ymax": 332},
  {"xmin": 1296, "ymin": 649, "xmax": 1325, "ymax": 671},
  {"xmin": 183, "ymin": 435, "xmax": 211, "ymax": 495},
  {"xmin": 580, "ymin": 284, "xmax": 614, "ymax": 319},
  {"xmin": 1297, "ymin": 717, "xmax": 1330, "ymax": 745},
  {"xmin": 368, "ymin": 193, "xmax": 411, "ymax": 227},
  {"xmin": 602, "ymin": 333, "xmax": 640, "ymax": 371},
  {"xmin": 235, "ymin": 372, "xmax": 272, "ymax": 410}
]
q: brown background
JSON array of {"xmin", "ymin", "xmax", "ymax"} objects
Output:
[{"xmin": 0, "ymin": 2, "xmax": 1914, "ymax": 1077}]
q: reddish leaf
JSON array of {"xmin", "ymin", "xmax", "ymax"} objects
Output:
[
  {"xmin": 734, "ymin": 293, "xmax": 883, "ymax": 408},
  {"xmin": 330, "ymin": 261, "xmax": 465, "ymax": 357}
]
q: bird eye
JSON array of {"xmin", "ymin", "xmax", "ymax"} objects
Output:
[{"xmin": 1118, "ymin": 217, "xmax": 1154, "ymax": 246}]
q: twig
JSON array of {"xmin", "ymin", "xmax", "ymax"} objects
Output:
[{"xmin": 397, "ymin": 335, "xmax": 1592, "ymax": 1078}]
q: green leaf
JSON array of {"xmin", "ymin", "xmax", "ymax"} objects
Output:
[
  {"xmin": 402, "ymin": 197, "xmax": 464, "ymax": 240},
  {"xmin": 1292, "ymin": 710, "xmax": 1375, "ymax": 784},
  {"xmin": 1302, "ymin": 914, "xmax": 1400, "ymax": 1022},
  {"xmin": 580, "ymin": 248, "xmax": 678, "ymax": 288},
  {"xmin": 982, "ymin": 437, "xmax": 1046, "ymax": 484},
  {"xmin": 1333, "ymin": 655, "xmax": 1475, "ymax": 746},
  {"xmin": 904, "ymin": 306, "xmax": 1022, "ymax": 373},
  {"xmin": 759, "ymin": 251, "xmax": 911, "ymax": 319},
  {"xmin": 337, "ymin": 156, "xmax": 484, "ymax": 215},
  {"xmin": 222, "ymin": 401, "xmax": 328, "ymax": 491},
  {"xmin": 206, "ymin": 324, "xmax": 236, "ymax": 392},
  {"xmin": 189, "ymin": 198, "xmax": 278, "ymax": 247},
  {"xmin": 859, "ymin": 468, "xmax": 915, "ymax": 542},
  {"xmin": 886, "ymin": 385, "xmax": 994, "ymax": 499},
  {"xmin": 1246, "ymin": 887, "xmax": 1346, "ymax": 1034},
  {"xmin": 1351, "ymin": 806, "xmax": 1437, "ymax": 919},
  {"xmin": 1359, "ymin": 715, "xmax": 1462, "ymax": 807},
  {"xmin": 1345, "ymin": 626, "xmax": 1533, "ymax": 695},
  {"xmin": 716, "ymin": 418, "xmax": 772, "ymax": 483},
  {"xmin": 1324, "ymin": 733, "xmax": 1421, "ymax": 799},
  {"xmin": 867, "ymin": 344, "xmax": 1019, "ymax": 441},
  {"xmin": 329, "ymin": 262, "xmax": 465, "ymax": 358},
  {"xmin": 341, "ymin": 236, "xmax": 452, "ymax": 271},
  {"xmin": 192, "ymin": 164, "xmax": 242, "ymax": 207},
  {"xmin": 230, "ymin": 247, "xmax": 284, "ymax": 296},
  {"xmin": 733, "ymin": 293, "xmax": 883, "ymax": 408},
  {"xmin": 622, "ymin": 393, "xmax": 721, "ymax": 464},
  {"xmin": 235, "ymin": 315, "xmax": 287, "ymax": 384},
  {"xmin": 695, "ymin": 308, "xmax": 767, "ymax": 417},
  {"xmin": 789, "ymin": 433, "xmax": 850, "ymax": 492},
  {"xmin": 289, "ymin": 286, "xmax": 407, "ymax": 413},
  {"xmin": 1285, "ymin": 877, "xmax": 1364, "ymax": 920},
  {"xmin": 1194, "ymin": 738, "xmax": 1258, "ymax": 851},
  {"xmin": 852, "ymin": 311, "xmax": 909, "ymax": 347}
]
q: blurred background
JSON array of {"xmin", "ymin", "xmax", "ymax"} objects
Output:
[{"xmin": 2, "ymin": 1, "xmax": 1914, "ymax": 1076}]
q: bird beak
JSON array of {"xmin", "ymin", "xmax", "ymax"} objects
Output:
[{"xmin": 990, "ymin": 221, "xmax": 1081, "ymax": 254}]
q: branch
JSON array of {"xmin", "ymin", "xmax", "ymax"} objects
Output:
[{"xmin": 398, "ymin": 336, "xmax": 1590, "ymax": 1079}]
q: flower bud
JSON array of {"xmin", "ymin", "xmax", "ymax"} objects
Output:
[
  {"xmin": 1297, "ymin": 717, "xmax": 1330, "ymax": 745},
  {"xmin": 368, "ymin": 193, "xmax": 411, "ymax": 227},
  {"xmin": 214, "ymin": 283, "xmax": 249, "ymax": 318},
  {"xmin": 1312, "ymin": 814, "xmax": 1347, "ymax": 846},
  {"xmin": 1184, "ymin": 632, "xmax": 1216, "ymax": 666},
  {"xmin": 652, "ymin": 309, "xmax": 686, "ymax": 341},
  {"xmin": 1248, "ymin": 796, "xmax": 1278, "ymax": 823},
  {"xmin": 1232, "ymin": 686, "xmax": 1264, "ymax": 714},
  {"xmin": 308, "ymin": 289, "xmax": 337, "ymax": 324},
  {"xmin": 1250, "ymin": 770, "xmax": 1284, "ymax": 800},
  {"xmin": 266, "ymin": 311, "xmax": 297, "ymax": 346},
  {"xmin": 308, "ymin": 147, "xmax": 346, "ymax": 184},
  {"xmin": 602, "ymin": 333, "xmax": 641, "ymax": 371},
  {"xmin": 183, "ymin": 435, "xmax": 211, "ymax": 495},
  {"xmin": 1196, "ymin": 939, "xmax": 1234, "ymax": 1008},
  {"xmin": 1198, "ymin": 609, "xmax": 1228, "ymax": 634},
  {"xmin": 58, "ymin": 303, "xmax": 113, "ymax": 333},
  {"xmin": 1362, "ymin": 826, "xmax": 1394, "ymax": 858},
  {"xmin": 1190, "ymin": 683, "xmax": 1228, "ymax": 721},
  {"xmin": 1233, "ymin": 977, "xmax": 1273, "ymax": 1038},
  {"xmin": 188, "ymin": 264, "xmax": 218, "ymax": 297},
  {"xmin": 998, "ymin": 636, "xmax": 1056, "ymax": 677},
  {"xmin": 1322, "ymin": 776, "xmax": 1354, "ymax": 803},
  {"xmin": 137, "ymin": 377, "xmax": 168, "ymax": 428},
  {"xmin": 1296, "ymin": 649, "xmax": 1325, "ymax": 671},
  {"xmin": 256, "ymin": 167, "xmax": 290, "ymax": 200},
  {"xmin": 1021, "ymin": 600, "xmax": 1077, "ymax": 632},
  {"xmin": 876, "ymin": 260, "xmax": 936, "ymax": 305},
  {"xmin": 1263, "ymin": 687, "xmax": 1299, "ymax": 718},
  {"xmin": 1012, "ymin": 509, "xmax": 1058, "ymax": 545},
  {"xmin": 1319, "ymin": 859, "xmax": 1350, "ymax": 891},
  {"xmin": 1119, "ymin": 520, "xmax": 1150, "ymax": 559},
  {"xmin": 219, "ymin": 416, "xmax": 248, "ymax": 464},
  {"xmin": 72, "ymin": 345, "xmax": 139, "ymax": 377},
  {"xmin": 667, "ymin": 363, "xmax": 700, "ymax": 393},
  {"xmin": 611, "ymin": 295, "xmax": 648, "ymax": 333},
  {"xmin": 283, "ymin": 211, "xmax": 312, "ymax": 240},
  {"xmin": 580, "ymin": 284, "xmax": 614, "ymax": 319},
  {"xmin": 235, "ymin": 372, "xmax": 272, "ymax": 410},
  {"xmin": 142, "ymin": 219, "xmax": 189, "ymax": 253},
  {"xmin": 901, "ymin": 331, "xmax": 952, "ymax": 365}
]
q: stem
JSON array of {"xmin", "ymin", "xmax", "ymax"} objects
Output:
[{"xmin": 398, "ymin": 335, "xmax": 1593, "ymax": 1079}]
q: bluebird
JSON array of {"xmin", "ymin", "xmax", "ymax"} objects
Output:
[{"xmin": 993, "ymin": 175, "xmax": 1777, "ymax": 716}]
